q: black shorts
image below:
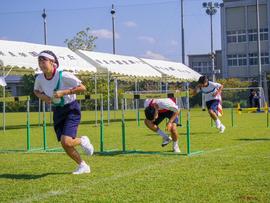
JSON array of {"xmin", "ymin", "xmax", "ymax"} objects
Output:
[{"xmin": 153, "ymin": 111, "xmax": 178, "ymax": 126}]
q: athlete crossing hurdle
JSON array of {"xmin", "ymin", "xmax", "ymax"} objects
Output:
[{"xmin": 122, "ymin": 90, "xmax": 203, "ymax": 156}]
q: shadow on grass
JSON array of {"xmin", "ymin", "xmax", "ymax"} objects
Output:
[
  {"xmin": 96, "ymin": 150, "xmax": 187, "ymax": 156},
  {"xmin": 235, "ymin": 138, "xmax": 270, "ymax": 141},
  {"xmin": 0, "ymin": 172, "xmax": 69, "ymax": 180}
]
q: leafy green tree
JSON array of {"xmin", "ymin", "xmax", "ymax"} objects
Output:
[
  {"xmin": 21, "ymin": 74, "xmax": 36, "ymax": 99},
  {"xmin": 64, "ymin": 27, "xmax": 97, "ymax": 51}
]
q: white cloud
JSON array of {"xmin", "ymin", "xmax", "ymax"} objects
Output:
[
  {"xmin": 138, "ymin": 36, "xmax": 156, "ymax": 44},
  {"xmin": 123, "ymin": 21, "xmax": 137, "ymax": 28},
  {"xmin": 170, "ymin": 40, "xmax": 178, "ymax": 46},
  {"xmin": 144, "ymin": 51, "xmax": 168, "ymax": 60},
  {"xmin": 90, "ymin": 29, "xmax": 119, "ymax": 39}
]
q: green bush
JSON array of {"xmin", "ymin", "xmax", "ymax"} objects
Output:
[
  {"xmin": 222, "ymin": 100, "xmax": 233, "ymax": 108},
  {"xmin": 239, "ymin": 100, "xmax": 248, "ymax": 108}
]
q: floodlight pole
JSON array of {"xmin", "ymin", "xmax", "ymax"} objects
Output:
[
  {"xmin": 111, "ymin": 4, "xmax": 118, "ymax": 113},
  {"xmin": 111, "ymin": 4, "xmax": 116, "ymax": 55},
  {"xmin": 203, "ymin": 2, "xmax": 221, "ymax": 82}
]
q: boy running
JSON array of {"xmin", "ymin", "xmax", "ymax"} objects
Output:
[
  {"xmin": 144, "ymin": 98, "xmax": 181, "ymax": 153},
  {"xmin": 194, "ymin": 75, "xmax": 225, "ymax": 133},
  {"xmin": 34, "ymin": 50, "xmax": 94, "ymax": 174}
]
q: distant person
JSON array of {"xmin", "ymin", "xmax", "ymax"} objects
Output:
[
  {"xmin": 253, "ymin": 90, "xmax": 261, "ymax": 110},
  {"xmin": 34, "ymin": 50, "xmax": 94, "ymax": 175},
  {"xmin": 248, "ymin": 89, "xmax": 256, "ymax": 108},
  {"xmin": 144, "ymin": 98, "xmax": 181, "ymax": 153},
  {"xmin": 193, "ymin": 75, "xmax": 225, "ymax": 133}
]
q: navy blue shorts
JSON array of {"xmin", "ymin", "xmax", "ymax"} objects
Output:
[
  {"xmin": 53, "ymin": 101, "xmax": 81, "ymax": 141},
  {"xmin": 153, "ymin": 111, "xmax": 178, "ymax": 126},
  {"xmin": 206, "ymin": 99, "xmax": 220, "ymax": 112}
]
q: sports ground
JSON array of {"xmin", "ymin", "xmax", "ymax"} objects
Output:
[{"xmin": 0, "ymin": 109, "xmax": 269, "ymax": 202}]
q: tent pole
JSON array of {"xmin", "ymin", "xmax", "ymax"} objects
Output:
[{"xmin": 114, "ymin": 77, "xmax": 118, "ymax": 120}]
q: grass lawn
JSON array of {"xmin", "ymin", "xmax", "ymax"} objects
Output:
[{"xmin": 0, "ymin": 109, "xmax": 269, "ymax": 202}]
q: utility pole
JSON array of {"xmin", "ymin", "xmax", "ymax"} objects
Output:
[{"xmin": 181, "ymin": 0, "xmax": 185, "ymax": 64}]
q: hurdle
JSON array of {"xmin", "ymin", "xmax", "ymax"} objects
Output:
[
  {"xmin": 237, "ymin": 102, "xmax": 269, "ymax": 114},
  {"xmin": 0, "ymin": 96, "xmax": 45, "ymax": 152},
  {"xmin": 120, "ymin": 90, "xmax": 203, "ymax": 156}
]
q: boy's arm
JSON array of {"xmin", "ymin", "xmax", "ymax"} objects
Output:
[
  {"xmin": 34, "ymin": 90, "xmax": 51, "ymax": 104},
  {"xmin": 213, "ymin": 84, "xmax": 223, "ymax": 96},
  {"xmin": 190, "ymin": 85, "xmax": 200, "ymax": 96},
  {"xmin": 53, "ymin": 84, "xmax": 86, "ymax": 98}
]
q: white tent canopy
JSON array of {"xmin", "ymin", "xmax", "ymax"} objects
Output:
[
  {"xmin": 76, "ymin": 50, "xmax": 162, "ymax": 80},
  {"xmin": 0, "ymin": 40, "xmax": 96, "ymax": 74},
  {"xmin": 141, "ymin": 58, "xmax": 201, "ymax": 82}
]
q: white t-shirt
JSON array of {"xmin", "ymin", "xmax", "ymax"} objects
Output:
[
  {"xmin": 144, "ymin": 98, "xmax": 179, "ymax": 112},
  {"xmin": 198, "ymin": 81, "xmax": 222, "ymax": 102},
  {"xmin": 34, "ymin": 68, "xmax": 81, "ymax": 105}
]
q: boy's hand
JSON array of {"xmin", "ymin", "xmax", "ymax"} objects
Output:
[
  {"xmin": 43, "ymin": 95, "xmax": 52, "ymax": 104},
  {"xmin": 53, "ymin": 90, "xmax": 65, "ymax": 98},
  {"xmin": 212, "ymin": 89, "xmax": 221, "ymax": 97}
]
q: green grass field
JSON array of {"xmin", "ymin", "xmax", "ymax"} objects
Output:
[{"xmin": 0, "ymin": 109, "xmax": 269, "ymax": 202}]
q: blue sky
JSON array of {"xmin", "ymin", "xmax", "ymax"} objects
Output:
[{"xmin": 0, "ymin": 0, "xmax": 223, "ymax": 63}]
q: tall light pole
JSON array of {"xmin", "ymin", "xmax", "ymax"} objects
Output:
[
  {"xmin": 42, "ymin": 9, "xmax": 47, "ymax": 45},
  {"xmin": 202, "ymin": 2, "xmax": 221, "ymax": 82},
  {"xmin": 111, "ymin": 4, "xmax": 116, "ymax": 54},
  {"xmin": 181, "ymin": 0, "xmax": 185, "ymax": 64}
]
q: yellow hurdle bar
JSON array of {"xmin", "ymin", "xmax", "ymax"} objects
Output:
[
  {"xmin": 0, "ymin": 96, "xmax": 30, "ymax": 102},
  {"xmin": 122, "ymin": 91, "xmax": 189, "ymax": 100},
  {"xmin": 76, "ymin": 94, "xmax": 102, "ymax": 101}
]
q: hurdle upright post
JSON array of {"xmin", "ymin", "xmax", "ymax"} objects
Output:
[
  {"xmin": 100, "ymin": 95, "xmax": 104, "ymax": 152},
  {"xmin": 26, "ymin": 98, "xmax": 31, "ymax": 151},
  {"xmin": 42, "ymin": 101, "xmax": 47, "ymax": 150},
  {"xmin": 186, "ymin": 111, "xmax": 191, "ymax": 155},
  {"xmin": 231, "ymin": 107, "xmax": 234, "ymax": 127},
  {"xmin": 121, "ymin": 99, "xmax": 126, "ymax": 152},
  {"xmin": 267, "ymin": 106, "xmax": 269, "ymax": 128},
  {"xmin": 179, "ymin": 110, "xmax": 182, "ymax": 127}
]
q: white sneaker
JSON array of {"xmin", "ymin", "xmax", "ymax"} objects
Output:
[
  {"xmin": 161, "ymin": 137, "xmax": 172, "ymax": 147},
  {"xmin": 173, "ymin": 145, "xmax": 181, "ymax": 153},
  {"xmin": 72, "ymin": 163, "xmax": 90, "ymax": 175},
  {"xmin": 219, "ymin": 124, "xmax": 226, "ymax": 133},
  {"xmin": 81, "ymin": 136, "xmax": 94, "ymax": 156}
]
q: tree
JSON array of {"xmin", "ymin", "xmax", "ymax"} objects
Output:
[
  {"xmin": 21, "ymin": 74, "xmax": 36, "ymax": 99},
  {"xmin": 64, "ymin": 27, "xmax": 97, "ymax": 51}
]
